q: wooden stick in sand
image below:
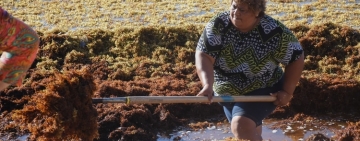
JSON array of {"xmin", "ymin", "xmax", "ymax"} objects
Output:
[{"xmin": 92, "ymin": 96, "xmax": 276, "ymax": 104}]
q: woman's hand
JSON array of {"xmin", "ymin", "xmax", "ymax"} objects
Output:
[
  {"xmin": 270, "ymin": 90, "xmax": 293, "ymax": 106},
  {"xmin": 196, "ymin": 85, "xmax": 213, "ymax": 102}
]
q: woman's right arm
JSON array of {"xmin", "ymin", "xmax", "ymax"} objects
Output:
[{"xmin": 195, "ymin": 50, "xmax": 215, "ymax": 101}]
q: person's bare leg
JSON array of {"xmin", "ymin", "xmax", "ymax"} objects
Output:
[
  {"xmin": 231, "ymin": 116, "xmax": 262, "ymax": 141},
  {"xmin": 0, "ymin": 81, "xmax": 10, "ymax": 91},
  {"xmin": 256, "ymin": 125, "xmax": 262, "ymax": 140}
]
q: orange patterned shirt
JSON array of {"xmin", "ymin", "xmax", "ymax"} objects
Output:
[{"xmin": 0, "ymin": 7, "xmax": 39, "ymax": 86}]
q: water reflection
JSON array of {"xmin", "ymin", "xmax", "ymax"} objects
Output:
[{"xmin": 157, "ymin": 118, "xmax": 347, "ymax": 141}]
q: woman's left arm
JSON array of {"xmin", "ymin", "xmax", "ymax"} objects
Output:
[
  {"xmin": 272, "ymin": 53, "xmax": 304, "ymax": 106},
  {"xmin": 282, "ymin": 52, "xmax": 304, "ymax": 95}
]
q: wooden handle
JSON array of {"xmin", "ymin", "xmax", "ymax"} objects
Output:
[{"xmin": 92, "ymin": 96, "xmax": 276, "ymax": 104}]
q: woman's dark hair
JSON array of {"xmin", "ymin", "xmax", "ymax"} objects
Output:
[{"xmin": 232, "ymin": 0, "xmax": 266, "ymax": 17}]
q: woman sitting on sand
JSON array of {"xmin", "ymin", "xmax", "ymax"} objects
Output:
[
  {"xmin": 0, "ymin": 7, "xmax": 39, "ymax": 91},
  {"xmin": 195, "ymin": 0, "xmax": 304, "ymax": 140}
]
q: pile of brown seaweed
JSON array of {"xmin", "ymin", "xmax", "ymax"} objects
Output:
[{"xmin": 10, "ymin": 68, "xmax": 98, "ymax": 141}]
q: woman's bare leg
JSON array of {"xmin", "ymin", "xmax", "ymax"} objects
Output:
[
  {"xmin": 256, "ymin": 125, "xmax": 262, "ymax": 139},
  {"xmin": 231, "ymin": 116, "xmax": 263, "ymax": 141}
]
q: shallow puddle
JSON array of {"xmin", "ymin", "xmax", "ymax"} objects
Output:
[
  {"xmin": 157, "ymin": 118, "xmax": 347, "ymax": 141},
  {"xmin": 0, "ymin": 117, "xmax": 351, "ymax": 141}
]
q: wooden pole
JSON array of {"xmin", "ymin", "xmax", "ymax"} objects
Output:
[{"xmin": 92, "ymin": 96, "xmax": 276, "ymax": 104}]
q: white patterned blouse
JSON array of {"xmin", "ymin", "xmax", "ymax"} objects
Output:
[{"xmin": 196, "ymin": 11, "xmax": 303, "ymax": 96}]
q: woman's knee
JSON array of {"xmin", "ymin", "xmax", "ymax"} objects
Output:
[{"xmin": 231, "ymin": 116, "xmax": 261, "ymax": 140}]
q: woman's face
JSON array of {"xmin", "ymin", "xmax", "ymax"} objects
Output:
[{"xmin": 229, "ymin": 1, "xmax": 260, "ymax": 32}]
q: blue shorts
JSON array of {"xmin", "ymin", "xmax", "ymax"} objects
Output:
[{"xmin": 219, "ymin": 78, "xmax": 284, "ymax": 127}]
